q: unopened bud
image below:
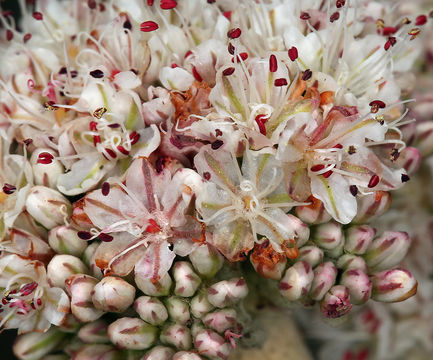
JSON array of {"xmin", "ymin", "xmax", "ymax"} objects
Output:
[
  {"xmin": 353, "ymin": 191, "xmax": 391, "ymax": 223},
  {"xmin": 250, "ymin": 240, "xmax": 287, "ymax": 280},
  {"xmin": 415, "ymin": 121, "xmax": 433, "ymax": 157},
  {"xmin": 344, "ymin": 225, "xmax": 376, "ymax": 255},
  {"xmin": 340, "ymin": 269, "xmax": 372, "ymax": 305},
  {"xmin": 108, "ymin": 317, "xmax": 158, "ymax": 350},
  {"xmin": 25, "ymin": 186, "xmax": 71, "ymax": 229},
  {"xmin": 72, "ymin": 344, "xmax": 122, "ymax": 360},
  {"xmin": 142, "ymin": 346, "xmax": 175, "ymax": 360},
  {"xmin": 295, "ymin": 197, "xmax": 332, "ymax": 224},
  {"xmin": 160, "ymin": 324, "xmax": 192, "ymax": 350},
  {"xmin": 371, "ymin": 268, "xmax": 417, "ymax": 302},
  {"xmin": 13, "ymin": 328, "xmax": 66, "ymax": 360},
  {"xmin": 396, "ymin": 147, "xmax": 421, "ymax": 174},
  {"xmin": 30, "ymin": 148, "xmax": 64, "ymax": 188},
  {"xmin": 134, "ymin": 296, "xmax": 168, "ymax": 326},
  {"xmin": 48, "ymin": 226, "xmax": 88, "ymax": 256},
  {"xmin": 191, "ymin": 320, "xmax": 206, "ymax": 338},
  {"xmin": 279, "ymin": 261, "xmax": 314, "ymax": 301},
  {"xmin": 207, "ymin": 278, "xmax": 248, "ymax": 308},
  {"xmin": 189, "ymin": 244, "xmax": 224, "ymax": 279},
  {"xmin": 325, "ymin": 238, "xmax": 345, "ymax": 258},
  {"xmin": 193, "ymin": 329, "xmax": 231, "ymax": 360},
  {"xmin": 336, "ymin": 254, "xmax": 368, "ymax": 272},
  {"xmin": 363, "ymin": 231, "xmax": 411, "ymax": 271},
  {"xmin": 173, "ymin": 261, "xmax": 202, "ymax": 297},
  {"xmin": 313, "ymin": 221, "xmax": 344, "ymax": 250},
  {"xmin": 310, "ymin": 262, "xmax": 338, "ymax": 301},
  {"xmin": 298, "ymin": 246, "xmax": 323, "ymax": 268},
  {"xmin": 190, "ymin": 293, "xmax": 214, "ymax": 318},
  {"xmin": 165, "ymin": 296, "xmax": 191, "ymax": 324},
  {"xmin": 78, "ymin": 320, "xmax": 110, "ymax": 343},
  {"xmin": 92, "ymin": 276, "xmax": 136, "ymax": 313},
  {"xmin": 82, "ymin": 242, "xmax": 103, "ymax": 279},
  {"xmin": 47, "ymin": 254, "xmax": 88, "ymax": 289},
  {"xmin": 66, "ymin": 274, "xmax": 104, "ymax": 322},
  {"xmin": 202, "ymin": 308, "xmax": 238, "ymax": 333},
  {"xmin": 320, "ymin": 285, "xmax": 352, "ymax": 318},
  {"xmin": 172, "ymin": 351, "xmax": 202, "ymax": 360},
  {"xmin": 288, "ymin": 214, "xmax": 310, "ymax": 247},
  {"xmin": 44, "ymin": 356, "xmax": 69, "ymax": 360},
  {"xmin": 135, "ymin": 272, "xmax": 172, "ymax": 297}
]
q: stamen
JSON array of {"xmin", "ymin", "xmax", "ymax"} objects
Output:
[
  {"xmin": 349, "ymin": 185, "xmax": 358, "ymax": 196},
  {"xmin": 368, "ymin": 174, "xmax": 380, "ymax": 188},
  {"xmin": 140, "ymin": 21, "xmax": 159, "ymax": 32},
  {"xmin": 288, "ymin": 47, "xmax": 298, "ymax": 61},
  {"xmin": 37, "ymin": 152, "xmax": 54, "ymax": 164},
  {"xmin": 269, "ymin": 54, "xmax": 278, "ymax": 73},
  {"xmin": 401, "ymin": 174, "xmax": 410, "ymax": 182},
  {"xmin": 227, "ymin": 28, "xmax": 242, "ymax": 39},
  {"xmin": 222, "ymin": 67, "xmax": 235, "ymax": 76},
  {"xmin": 415, "ymin": 15, "xmax": 427, "ymax": 26},
  {"xmin": 101, "ymin": 182, "xmax": 110, "ymax": 196},
  {"xmin": 77, "ymin": 231, "xmax": 92, "ymax": 240},
  {"xmin": 2, "ymin": 183, "xmax": 16, "ymax": 195},
  {"xmin": 160, "ymin": 0, "xmax": 178, "ymax": 10},
  {"xmin": 274, "ymin": 78, "xmax": 288, "ymax": 87},
  {"xmin": 89, "ymin": 69, "xmax": 104, "ymax": 78}
]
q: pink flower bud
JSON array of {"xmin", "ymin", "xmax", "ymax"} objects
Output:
[
  {"xmin": 160, "ymin": 324, "xmax": 192, "ymax": 350},
  {"xmin": 142, "ymin": 346, "xmax": 175, "ymax": 360},
  {"xmin": 134, "ymin": 296, "xmax": 168, "ymax": 326},
  {"xmin": 72, "ymin": 344, "xmax": 122, "ymax": 360},
  {"xmin": 48, "ymin": 226, "xmax": 88, "ymax": 257},
  {"xmin": 191, "ymin": 320, "xmax": 206, "ymax": 338},
  {"xmin": 325, "ymin": 239, "xmax": 345, "ymax": 259},
  {"xmin": 189, "ymin": 244, "xmax": 224, "ymax": 279},
  {"xmin": 297, "ymin": 246, "xmax": 324, "ymax": 268},
  {"xmin": 202, "ymin": 308, "xmax": 238, "ymax": 333},
  {"xmin": 340, "ymin": 269, "xmax": 372, "ymax": 305},
  {"xmin": 135, "ymin": 272, "xmax": 172, "ymax": 297},
  {"xmin": 92, "ymin": 276, "xmax": 135, "ymax": 313},
  {"xmin": 173, "ymin": 261, "xmax": 202, "ymax": 297},
  {"xmin": 320, "ymin": 285, "xmax": 353, "ymax": 318},
  {"xmin": 415, "ymin": 121, "xmax": 433, "ymax": 157},
  {"xmin": 207, "ymin": 278, "xmax": 248, "ymax": 308},
  {"xmin": 313, "ymin": 221, "xmax": 344, "ymax": 250},
  {"xmin": 47, "ymin": 254, "xmax": 88, "ymax": 289},
  {"xmin": 289, "ymin": 214, "xmax": 310, "ymax": 247},
  {"xmin": 344, "ymin": 225, "xmax": 376, "ymax": 255},
  {"xmin": 30, "ymin": 148, "xmax": 64, "ymax": 188},
  {"xmin": 190, "ymin": 293, "xmax": 214, "ymax": 318},
  {"xmin": 25, "ymin": 186, "xmax": 72, "ymax": 229},
  {"xmin": 295, "ymin": 197, "xmax": 332, "ymax": 224},
  {"xmin": 165, "ymin": 296, "xmax": 191, "ymax": 324},
  {"xmin": 65, "ymin": 274, "xmax": 104, "ymax": 322},
  {"xmin": 82, "ymin": 242, "xmax": 103, "ymax": 279},
  {"xmin": 172, "ymin": 351, "xmax": 203, "ymax": 360},
  {"xmin": 13, "ymin": 328, "xmax": 66, "ymax": 360},
  {"xmin": 108, "ymin": 317, "xmax": 158, "ymax": 350},
  {"xmin": 194, "ymin": 329, "xmax": 231, "ymax": 359},
  {"xmin": 353, "ymin": 191, "xmax": 391, "ymax": 224},
  {"xmin": 250, "ymin": 240, "xmax": 287, "ymax": 280},
  {"xmin": 279, "ymin": 261, "xmax": 314, "ymax": 301},
  {"xmin": 396, "ymin": 147, "xmax": 421, "ymax": 174},
  {"xmin": 78, "ymin": 320, "xmax": 110, "ymax": 343},
  {"xmin": 309, "ymin": 262, "xmax": 338, "ymax": 301},
  {"xmin": 364, "ymin": 231, "xmax": 411, "ymax": 271},
  {"xmin": 336, "ymin": 254, "xmax": 368, "ymax": 272},
  {"xmin": 371, "ymin": 268, "xmax": 418, "ymax": 303}
]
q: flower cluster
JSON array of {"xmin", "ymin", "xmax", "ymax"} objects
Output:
[{"xmin": 0, "ymin": 0, "xmax": 429, "ymax": 359}]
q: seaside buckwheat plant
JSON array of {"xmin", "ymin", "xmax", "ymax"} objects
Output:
[{"xmin": 0, "ymin": 0, "xmax": 430, "ymax": 359}]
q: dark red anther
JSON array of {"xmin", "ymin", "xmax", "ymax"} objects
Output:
[
  {"xmin": 215, "ymin": 129, "xmax": 223, "ymax": 137},
  {"xmin": 274, "ymin": 78, "xmax": 288, "ymax": 86},
  {"xmin": 336, "ymin": 0, "xmax": 346, "ymax": 8},
  {"xmin": 300, "ymin": 12, "xmax": 310, "ymax": 20},
  {"xmin": 269, "ymin": 54, "xmax": 278, "ymax": 72},
  {"xmin": 101, "ymin": 182, "xmax": 110, "ymax": 196},
  {"xmin": 302, "ymin": 69, "xmax": 312, "ymax": 81},
  {"xmin": 415, "ymin": 14, "xmax": 427, "ymax": 26},
  {"xmin": 98, "ymin": 233, "xmax": 114, "ymax": 242},
  {"xmin": 232, "ymin": 52, "xmax": 248, "ymax": 63},
  {"xmin": 129, "ymin": 131, "xmax": 140, "ymax": 145},
  {"xmin": 222, "ymin": 67, "xmax": 235, "ymax": 76},
  {"xmin": 145, "ymin": 219, "xmax": 161, "ymax": 233},
  {"xmin": 36, "ymin": 298, "xmax": 42, "ymax": 306},
  {"xmin": 223, "ymin": 11, "xmax": 231, "ymax": 20},
  {"xmin": 123, "ymin": 20, "xmax": 132, "ymax": 30},
  {"xmin": 23, "ymin": 33, "xmax": 32, "ymax": 42},
  {"xmin": 93, "ymin": 135, "xmax": 101, "ymax": 146},
  {"xmin": 140, "ymin": 21, "xmax": 159, "ymax": 32},
  {"xmin": 192, "ymin": 66, "xmax": 203, "ymax": 82},
  {"xmin": 117, "ymin": 145, "xmax": 130, "ymax": 155},
  {"xmin": 184, "ymin": 50, "xmax": 193, "ymax": 59},
  {"xmin": 255, "ymin": 114, "xmax": 268, "ymax": 135},
  {"xmin": 382, "ymin": 26, "xmax": 397, "ymax": 36},
  {"xmin": 20, "ymin": 282, "xmax": 38, "ymax": 296},
  {"xmin": 77, "ymin": 231, "xmax": 92, "ymax": 240},
  {"xmin": 105, "ymin": 148, "xmax": 117, "ymax": 159},
  {"xmin": 333, "ymin": 143, "xmax": 343, "ymax": 149},
  {"xmin": 401, "ymin": 174, "xmax": 410, "ymax": 182},
  {"xmin": 310, "ymin": 164, "xmax": 325, "ymax": 172},
  {"xmin": 88, "ymin": 0, "xmax": 96, "ymax": 9},
  {"xmin": 227, "ymin": 28, "xmax": 242, "ymax": 39},
  {"xmin": 6, "ymin": 29, "xmax": 13, "ymax": 41},
  {"xmin": 203, "ymin": 172, "xmax": 211, "ymax": 180},
  {"xmin": 23, "ymin": 138, "xmax": 33, "ymax": 146},
  {"xmin": 147, "ymin": 0, "xmax": 154, "ymax": 5},
  {"xmin": 384, "ymin": 37, "xmax": 396, "ymax": 51},
  {"xmin": 288, "ymin": 46, "xmax": 298, "ymax": 61},
  {"xmin": 37, "ymin": 152, "xmax": 54, "ymax": 164},
  {"xmin": 228, "ymin": 42, "xmax": 235, "ymax": 55},
  {"xmin": 90, "ymin": 69, "xmax": 104, "ymax": 78},
  {"xmin": 349, "ymin": 185, "xmax": 358, "ymax": 196},
  {"xmin": 108, "ymin": 123, "xmax": 121, "ymax": 128},
  {"xmin": 368, "ymin": 174, "xmax": 380, "ymax": 188},
  {"xmin": 211, "ymin": 140, "xmax": 224, "ymax": 150},
  {"xmin": 89, "ymin": 121, "xmax": 98, "ymax": 131},
  {"xmin": 160, "ymin": 0, "xmax": 177, "ymax": 10},
  {"xmin": 330, "ymin": 12, "xmax": 340, "ymax": 23},
  {"xmin": 171, "ymin": 63, "xmax": 178, "ymax": 68},
  {"xmin": 369, "ymin": 100, "xmax": 386, "ymax": 113},
  {"xmin": 2, "ymin": 183, "xmax": 16, "ymax": 195},
  {"xmin": 323, "ymin": 170, "xmax": 333, "ymax": 178},
  {"xmin": 32, "ymin": 12, "xmax": 43, "ymax": 20}
]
